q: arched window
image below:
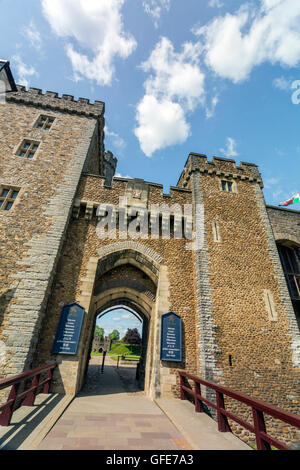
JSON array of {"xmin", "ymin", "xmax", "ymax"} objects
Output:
[{"xmin": 277, "ymin": 244, "xmax": 300, "ymax": 328}]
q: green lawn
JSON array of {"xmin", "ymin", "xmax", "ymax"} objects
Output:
[{"xmin": 91, "ymin": 343, "xmax": 141, "ymax": 361}]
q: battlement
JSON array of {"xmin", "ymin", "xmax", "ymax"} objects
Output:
[
  {"xmin": 178, "ymin": 152, "xmax": 263, "ymax": 187},
  {"xmin": 79, "ymin": 173, "xmax": 192, "ymax": 201},
  {"xmin": 5, "ymin": 84, "xmax": 105, "ymax": 119}
]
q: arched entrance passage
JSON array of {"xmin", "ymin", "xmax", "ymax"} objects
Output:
[
  {"xmin": 85, "ymin": 287, "xmax": 155, "ymax": 394},
  {"xmin": 84, "ymin": 302, "xmax": 148, "ymax": 390},
  {"xmin": 75, "ymin": 243, "xmax": 170, "ymax": 398},
  {"xmin": 97, "ymin": 305, "xmax": 144, "ymax": 323}
]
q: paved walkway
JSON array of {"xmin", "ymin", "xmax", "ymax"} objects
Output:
[
  {"xmin": 37, "ymin": 357, "xmax": 193, "ymax": 450},
  {"xmin": 0, "ymin": 356, "xmax": 250, "ymax": 450}
]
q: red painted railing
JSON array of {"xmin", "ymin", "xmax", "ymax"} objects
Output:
[
  {"xmin": 179, "ymin": 371, "xmax": 300, "ymax": 450},
  {"xmin": 0, "ymin": 363, "xmax": 56, "ymax": 426}
]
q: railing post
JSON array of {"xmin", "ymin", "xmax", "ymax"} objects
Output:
[
  {"xmin": 179, "ymin": 373, "xmax": 186, "ymax": 400},
  {"xmin": 43, "ymin": 368, "xmax": 53, "ymax": 394},
  {"xmin": 0, "ymin": 383, "xmax": 20, "ymax": 426},
  {"xmin": 252, "ymin": 407, "xmax": 271, "ymax": 450},
  {"xmin": 22, "ymin": 374, "xmax": 40, "ymax": 406},
  {"xmin": 136, "ymin": 361, "xmax": 140, "ymax": 380},
  {"xmin": 216, "ymin": 390, "xmax": 231, "ymax": 432},
  {"xmin": 101, "ymin": 351, "xmax": 106, "ymax": 374},
  {"xmin": 194, "ymin": 380, "xmax": 205, "ymax": 413}
]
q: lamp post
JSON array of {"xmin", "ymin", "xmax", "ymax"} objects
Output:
[{"xmin": 0, "ymin": 60, "xmax": 17, "ymax": 93}]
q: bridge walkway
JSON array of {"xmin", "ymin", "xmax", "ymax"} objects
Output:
[
  {"xmin": 0, "ymin": 356, "xmax": 250, "ymax": 450},
  {"xmin": 37, "ymin": 356, "xmax": 249, "ymax": 451}
]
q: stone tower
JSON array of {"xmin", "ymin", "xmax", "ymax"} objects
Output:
[
  {"xmin": 0, "ymin": 66, "xmax": 299, "ymax": 445},
  {"xmin": 0, "ymin": 83, "xmax": 115, "ymax": 379}
]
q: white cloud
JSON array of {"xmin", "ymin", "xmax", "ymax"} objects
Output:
[
  {"xmin": 142, "ymin": 0, "xmax": 170, "ymax": 27},
  {"xmin": 195, "ymin": 0, "xmax": 300, "ymax": 83},
  {"xmin": 135, "ymin": 37, "xmax": 204, "ymax": 156},
  {"xmin": 264, "ymin": 177, "xmax": 279, "ymax": 188},
  {"xmin": 140, "ymin": 37, "xmax": 204, "ymax": 111},
  {"xmin": 208, "ymin": 0, "xmax": 223, "ymax": 7},
  {"xmin": 205, "ymin": 94, "xmax": 219, "ymax": 118},
  {"xmin": 272, "ymin": 189, "xmax": 284, "ymax": 200},
  {"xmin": 41, "ymin": 0, "xmax": 136, "ymax": 86},
  {"xmin": 134, "ymin": 94, "xmax": 190, "ymax": 157},
  {"xmin": 275, "ymin": 148, "xmax": 286, "ymax": 157},
  {"xmin": 273, "ymin": 76, "xmax": 293, "ymax": 91},
  {"xmin": 114, "ymin": 172, "xmax": 132, "ymax": 179},
  {"xmin": 22, "ymin": 21, "xmax": 43, "ymax": 51},
  {"xmin": 11, "ymin": 55, "xmax": 38, "ymax": 88},
  {"xmin": 220, "ymin": 137, "xmax": 239, "ymax": 157},
  {"xmin": 105, "ymin": 126, "xmax": 126, "ymax": 151}
]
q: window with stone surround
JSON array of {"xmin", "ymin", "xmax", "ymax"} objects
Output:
[
  {"xmin": 34, "ymin": 114, "xmax": 55, "ymax": 130},
  {"xmin": 220, "ymin": 180, "xmax": 232, "ymax": 192},
  {"xmin": 0, "ymin": 186, "xmax": 20, "ymax": 211},
  {"xmin": 263, "ymin": 290, "xmax": 278, "ymax": 321},
  {"xmin": 277, "ymin": 244, "xmax": 300, "ymax": 300},
  {"xmin": 212, "ymin": 219, "xmax": 221, "ymax": 242},
  {"xmin": 16, "ymin": 139, "xmax": 40, "ymax": 159},
  {"xmin": 277, "ymin": 243, "xmax": 300, "ymax": 329}
]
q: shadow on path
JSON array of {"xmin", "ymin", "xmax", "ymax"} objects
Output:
[
  {"xmin": 79, "ymin": 356, "xmax": 143, "ymax": 397},
  {"xmin": 0, "ymin": 394, "xmax": 65, "ymax": 450}
]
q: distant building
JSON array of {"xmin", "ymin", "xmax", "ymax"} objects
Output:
[{"xmin": 92, "ymin": 336, "xmax": 111, "ymax": 352}]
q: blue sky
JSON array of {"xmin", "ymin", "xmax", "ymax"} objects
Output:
[
  {"xmin": 96, "ymin": 307, "xmax": 143, "ymax": 339},
  {"xmin": 1, "ymin": 0, "xmax": 300, "ymax": 205}
]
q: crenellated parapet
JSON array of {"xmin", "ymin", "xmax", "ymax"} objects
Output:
[
  {"xmin": 6, "ymin": 85, "xmax": 105, "ymax": 119},
  {"xmin": 178, "ymin": 153, "xmax": 263, "ymax": 188}
]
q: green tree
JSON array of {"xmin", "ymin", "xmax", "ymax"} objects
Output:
[
  {"xmin": 94, "ymin": 325, "xmax": 104, "ymax": 339},
  {"xmin": 123, "ymin": 328, "xmax": 141, "ymax": 345},
  {"xmin": 108, "ymin": 329, "xmax": 120, "ymax": 341}
]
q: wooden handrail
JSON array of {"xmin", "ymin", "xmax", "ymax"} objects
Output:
[
  {"xmin": 0, "ymin": 363, "xmax": 56, "ymax": 426},
  {"xmin": 179, "ymin": 371, "xmax": 300, "ymax": 450}
]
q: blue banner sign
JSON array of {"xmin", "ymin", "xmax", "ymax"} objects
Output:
[
  {"xmin": 160, "ymin": 312, "xmax": 182, "ymax": 362},
  {"xmin": 52, "ymin": 303, "xmax": 85, "ymax": 355}
]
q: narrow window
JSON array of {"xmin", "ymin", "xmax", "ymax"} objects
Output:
[
  {"xmin": 221, "ymin": 180, "xmax": 235, "ymax": 193},
  {"xmin": 228, "ymin": 354, "xmax": 233, "ymax": 367},
  {"xmin": 169, "ymin": 214, "xmax": 174, "ymax": 237},
  {"xmin": 35, "ymin": 115, "xmax": 55, "ymax": 130},
  {"xmin": 277, "ymin": 245, "xmax": 300, "ymax": 300},
  {"xmin": 0, "ymin": 187, "xmax": 20, "ymax": 211},
  {"xmin": 263, "ymin": 290, "xmax": 278, "ymax": 321},
  {"xmin": 212, "ymin": 220, "xmax": 221, "ymax": 242},
  {"xmin": 16, "ymin": 140, "xmax": 40, "ymax": 159}
]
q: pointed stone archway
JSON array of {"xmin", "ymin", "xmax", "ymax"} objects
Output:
[
  {"xmin": 84, "ymin": 300, "xmax": 149, "ymax": 392},
  {"xmin": 57, "ymin": 242, "xmax": 171, "ymax": 398}
]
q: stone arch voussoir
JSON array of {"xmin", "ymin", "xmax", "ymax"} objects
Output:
[
  {"xmin": 274, "ymin": 232, "xmax": 300, "ymax": 247},
  {"xmin": 96, "ymin": 241, "xmax": 163, "ymax": 266}
]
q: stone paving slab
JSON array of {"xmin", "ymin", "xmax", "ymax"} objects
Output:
[
  {"xmin": 1, "ymin": 357, "xmax": 253, "ymax": 451},
  {"xmin": 155, "ymin": 397, "xmax": 251, "ymax": 450},
  {"xmin": 0, "ymin": 393, "xmax": 73, "ymax": 450},
  {"xmin": 37, "ymin": 357, "xmax": 193, "ymax": 450}
]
